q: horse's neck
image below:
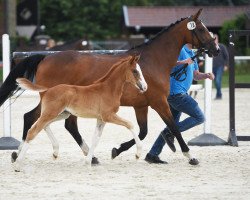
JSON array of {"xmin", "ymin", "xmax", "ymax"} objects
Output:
[{"xmin": 134, "ymin": 22, "xmax": 187, "ymax": 71}]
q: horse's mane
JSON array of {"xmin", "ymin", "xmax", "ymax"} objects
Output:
[
  {"xmin": 94, "ymin": 56, "xmax": 131, "ymax": 83},
  {"xmin": 129, "ymin": 17, "xmax": 187, "ymax": 50}
]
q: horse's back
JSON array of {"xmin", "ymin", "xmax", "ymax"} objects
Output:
[{"xmin": 35, "ymin": 50, "xmax": 126, "ymax": 87}]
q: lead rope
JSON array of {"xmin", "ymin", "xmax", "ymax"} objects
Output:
[{"xmin": 170, "ymin": 48, "xmax": 204, "ymax": 82}]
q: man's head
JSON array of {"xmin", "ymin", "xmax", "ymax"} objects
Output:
[{"xmin": 214, "ymin": 34, "xmax": 219, "ymax": 44}]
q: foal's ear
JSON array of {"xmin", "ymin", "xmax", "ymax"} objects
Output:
[
  {"xmin": 134, "ymin": 55, "xmax": 140, "ymax": 62},
  {"xmin": 193, "ymin": 8, "xmax": 202, "ymax": 21},
  {"xmin": 129, "ymin": 55, "xmax": 140, "ymax": 64}
]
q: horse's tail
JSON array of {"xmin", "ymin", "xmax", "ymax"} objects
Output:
[
  {"xmin": 0, "ymin": 54, "xmax": 46, "ymax": 107},
  {"xmin": 16, "ymin": 78, "xmax": 48, "ymax": 92}
]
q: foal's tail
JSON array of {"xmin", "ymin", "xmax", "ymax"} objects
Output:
[
  {"xmin": 0, "ymin": 54, "xmax": 45, "ymax": 107},
  {"xmin": 16, "ymin": 78, "xmax": 48, "ymax": 93}
]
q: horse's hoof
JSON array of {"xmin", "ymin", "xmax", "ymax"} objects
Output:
[
  {"xmin": 135, "ymin": 154, "xmax": 140, "ymax": 159},
  {"xmin": 91, "ymin": 157, "xmax": 100, "ymax": 165},
  {"xmin": 189, "ymin": 158, "xmax": 199, "ymax": 165},
  {"xmin": 111, "ymin": 148, "xmax": 118, "ymax": 159},
  {"xmin": 11, "ymin": 152, "xmax": 18, "ymax": 163}
]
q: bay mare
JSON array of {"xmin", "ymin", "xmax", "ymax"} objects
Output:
[
  {"xmin": 0, "ymin": 9, "xmax": 219, "ymax": 165},
  {"xmin": 13, "ymin": 55, "xmax": 147, "ymax": 171}
]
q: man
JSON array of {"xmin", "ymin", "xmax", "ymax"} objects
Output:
[
  {"xmin": 212, "ymin": 34, "xmax": 229, "ymax": 100},
  {"xmin": 145, "ymin": 44, "xmax": 215, "ymax": 164}
]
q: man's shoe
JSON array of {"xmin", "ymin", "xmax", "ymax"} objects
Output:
[
  {"xmin": 145, "ymin": 153, "xmax": 168, "ymax": 164},
  {"xmin": 161, "ymin": 128, "xmax": 176, "ymax": 152},
  {"xmin": 214, "ymin": 96, "xmax": 222, "ymax": 100}
]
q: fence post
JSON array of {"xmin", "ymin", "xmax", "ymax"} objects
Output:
[
  {"xmin": 188, "ymin": 54, "xmax": 227, "ymax": 146},
  {"xmin": 0, "ymin": 34, "xmax": 20, "ymax": 150}
]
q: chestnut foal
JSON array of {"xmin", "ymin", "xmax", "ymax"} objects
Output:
[{"xmin": 13, "ymin": 55, "xmax": 147, "ymax": 171}]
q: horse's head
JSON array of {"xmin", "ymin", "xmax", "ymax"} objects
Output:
[
  {"xmin": 125, "ymin": 55, "xmax": 147, "ymax": 93},
  {"xmin": 185, "ymin": 9, "xmax": 220, "ymax": 57}
]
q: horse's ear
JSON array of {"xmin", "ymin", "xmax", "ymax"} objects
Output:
[{"xmin": 193, "ymin": 8, "xmax": 203, "ymax": 21}]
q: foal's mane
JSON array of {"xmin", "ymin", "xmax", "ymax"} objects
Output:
[
  {"xmin": 129, "ymin": 17, "xmax": 187, "ymax": 50},
  {"xmin": 94, "ymin": 56, "xmax": 132, "ymax": 83}
]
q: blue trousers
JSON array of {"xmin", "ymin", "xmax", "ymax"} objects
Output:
[
  {"xmin": 148, "ymin": 93, "xmax": 205, "ymax": 156},
  {"xmin": 213, "ymin": 66, "xmax": 224, "ymax": 98}
]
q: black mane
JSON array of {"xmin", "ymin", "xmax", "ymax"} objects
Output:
[{"xmin": 129, "ymin": 17, "xmax": 187, "ymax": 50}]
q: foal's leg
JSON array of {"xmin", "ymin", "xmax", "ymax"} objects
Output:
[
  {"xmin": 11, "ymin": 104, "xmax": 42, "ymax": 163},
  {"xmin": 112, "ymin": 106, "xmax": 148, "ymax": 159},
  {"xmin": 44, "ymin": 125, "xmax": 59, "ymax": 159},
  {"xmin": 105, "ymin": 114, "xmax": 142, "ymax": 159},
  {"xmin": 85, "ymin": 119, "xmax": 106, "ymax": 166},
  {"xmin": 13, "ymin": 116, "xmax": 53, "ymax": 172}
]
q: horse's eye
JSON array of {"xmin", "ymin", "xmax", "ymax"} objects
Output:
[{"xmin": 133, "ymin": 69, "xmax": 138, "ymax": 74}]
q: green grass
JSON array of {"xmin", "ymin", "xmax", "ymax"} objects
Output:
[
  {"xmin": 222, "ymin": 72, "xmax": 250, "ymax": 88},
  {"xmin": 0, "ymin": 68, "xmax": 2, "ymax": 83}
]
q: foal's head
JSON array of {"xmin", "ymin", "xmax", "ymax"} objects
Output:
[
  {"xmin": 124, "ymin": 55, "xmax": 147, "ymax": 93},
  {"xmin": 184, "ymin": 9, "xmax": 220, "ymax": 57}
]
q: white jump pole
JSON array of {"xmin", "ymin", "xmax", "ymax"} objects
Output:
[
  {"xmin": 188, "ymin": 54, "xmax": 227, "ymax": 146},
  {"xmin": 204, "ymin": 54, "xmax": 212, "ymax": 134},
  {"xmin": 2, "ymin": 34, "xmax": 11, "ymax": 137},
  {"xmin": 0, "ymin": 34, "xmax": 20, "ymax": 150}
]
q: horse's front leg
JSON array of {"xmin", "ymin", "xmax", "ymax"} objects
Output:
[
  {"xmin": 85, "ymin": 119, "xmax": 106, "ymax": 167},
  {"xmin": 65, "ymin": 115, "xmax": 99, "ymax": 165},
  {"xmin": 105, "ymin": 113, "xmax": 142, "ymax": 159},
  {"xmin": 111, "ymin": 106, "xmax": 148, "ymax": 159},
  {"xmin": 151, "ymin": 97, "xmax": 199, "ymax": 165}
]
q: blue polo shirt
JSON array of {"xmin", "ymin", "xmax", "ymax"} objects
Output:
[{"xmin": 170, "ymin": 45, "xmax": 198, "ymax": 95}]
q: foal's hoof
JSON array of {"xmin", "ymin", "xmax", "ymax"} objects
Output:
[
  {"xmin": 13, "ymin": 161, "xmax": 21, "ymax": 172},
  {"xmin": 53, "ymin": 154, "xmax": 58, "ymax": 160},
  {"xmin": 111, "ymin": 148, "xmax": 118, "ymax": 159},
  {"xmin": 11, "ymin": 152, "xmax": 18, "ymax": 163},
  {"xmin": 189, "ymin": 158, "xmax": 199, "ymax": 165},
  {"xmin": 91, "ymin": 157, "xmax": 100, "ymax": 165}
]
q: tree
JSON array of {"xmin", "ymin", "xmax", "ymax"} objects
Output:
[
  {"xmin": 39, "ymin": 0, "xmax": 250, "ymax": 41},
  {"xmin": 219, "ymin": 14, "xmax": 248, "ymax": 55}
]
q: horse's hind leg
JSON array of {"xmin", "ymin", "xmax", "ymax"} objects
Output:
[
  {"xmin": 11, "ymin": 104, "xmax": 41, "ymax": 163},
  {"xmin": 85, "ymin": 119, "xmax": 105, "ymax": 166},
  {"xmin": 105, "ymin": 113, "xmax": 142, "ymax": 159},
  {"xmin": 65, "ymin": 115, "xmax": 99, "ymax": 164},
  {"xmin": 44, "ymin": 125, "xmax": 59, "ymax": 159},
  {"xmin": 112, "ymin": 106, "xmax": 148, "ymax": 159}
]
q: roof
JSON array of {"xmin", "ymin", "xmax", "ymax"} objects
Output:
[{"xmin": 123, "ymin": 6, "xmax": 250, "ymax": 28}]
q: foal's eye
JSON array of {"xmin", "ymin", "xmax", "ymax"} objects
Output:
[{"xmin": 133, "ymin": 69, "xmax": 138, "ymax": 74}]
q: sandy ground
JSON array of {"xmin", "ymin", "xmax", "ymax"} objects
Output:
[{"xmin": 0, "ymin": 88, "xmax": 250, "ymax": 200}]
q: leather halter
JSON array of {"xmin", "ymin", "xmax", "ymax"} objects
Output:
[{"xmin": 188, "ymin": 16, "xmax": 215, "ymax": 52}]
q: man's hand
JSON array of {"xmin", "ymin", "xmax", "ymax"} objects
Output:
[
  {"xmin": 206, "ymin": 72, "xmax": 215, "ymax": 80},
  {"xmin": 185, "ymin": 58, "xmax": 193, "ymax": 65}
]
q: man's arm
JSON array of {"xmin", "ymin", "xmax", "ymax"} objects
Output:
[
  {"xmin": 176, "ymin": 57, "xmax": 193, "ymax": 66},
  {"xmin": 193, "ymin": 70, "xmax": 215, "ymax": 81}
]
